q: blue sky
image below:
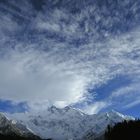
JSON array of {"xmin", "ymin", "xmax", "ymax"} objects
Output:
[
  {"xmin": 0, "ymin": 100, "xmax": 27, "ymax": 113},
  {"xmin": 0, "ymin": 0, "xmax": 140, "ymax": 117},
  {"xmin": 89, "ymin": 75, "xmax": 132, "ymax": 101}
]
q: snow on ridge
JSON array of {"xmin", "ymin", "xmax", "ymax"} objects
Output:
[{"xmin": 5, "ymin": 106, "xmax": 134, "ymax": 140}]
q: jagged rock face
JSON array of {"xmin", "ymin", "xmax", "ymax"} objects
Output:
[
  {"xmin": 0, "ymin": 113, "xmax": 40, "ymax": 139},
  {"xmin": 7, "ymin": 107, "xmax": 134, "ymax": 140}
]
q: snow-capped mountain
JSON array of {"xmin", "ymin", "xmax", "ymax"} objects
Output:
[
  {"xmin": 0, "ymin": 112, "xmax": 40, "ymax": 139},
  {"xmin": 82, "ymin": 110, "xmax": 134, "ymax": 140},
  {"xmin": 7, "ymin": 106, "xmax": 134, "ymax": 140}
]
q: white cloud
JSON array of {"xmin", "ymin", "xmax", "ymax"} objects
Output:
[
  {"xmin": 0, "ymin": 1, "xmax": 140, "ymax": 113},
  {"xmin": 94, "ymin": 80, "xmax": 140, "ymax": 112},
  {"xmin": 110, "ymin": 84, "xmax": 140, "ymax": 99},
  {"xmin": 83, "ymin": 101, "xmax": 110, "ymax": 114},
  {"xmin": 0, "ymin": 49, "xmax": 89, "ymax": 107},
  {"xmin": 124, "ymin": 98, "xmax": 140, "ymax": 109}
]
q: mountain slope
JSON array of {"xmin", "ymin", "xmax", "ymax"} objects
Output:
[
  {"xmin": 0, "ymin": 113, "xmax": 41, "ymax": 140},
  {"xmin": 82, "ymin": 110, "xmax": 134, "ymax": 140},
  {"xmin": 7, "ymin": 107, "xmax": 134, "ymax": 140}
]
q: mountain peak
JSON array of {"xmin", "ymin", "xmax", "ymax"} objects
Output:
[
  {"xmin": 0, "ymin": 112, "xmax": 40, "ymax": 139},
  {"xmin": 7, "ymin": 107, "xmax": 134, "ymax": 140},
  {"xmin": 0, "ymin": 112, "xmax": 8, "ymax": 119},
  {"xmin": 106, "ymin": 110, "xmax": 135, "ymax": 120}
]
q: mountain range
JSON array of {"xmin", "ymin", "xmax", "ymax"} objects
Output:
[{"xmin": 4, "ymin": 106, "xmax": 134, "ymax": 140}]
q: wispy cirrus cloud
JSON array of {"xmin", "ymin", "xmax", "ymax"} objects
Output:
[{"xmin": 0, "ymin": 0, "xmax": 140, "ymax": 113}]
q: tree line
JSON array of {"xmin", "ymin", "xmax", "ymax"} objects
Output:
[{"xmin": 105, "ymin": 119, "xmax": 140, "ymax": 140}]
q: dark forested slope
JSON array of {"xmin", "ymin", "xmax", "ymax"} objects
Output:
[{"xmin": 105, "ymin": 120, "xmax": 140, "ymax": 140}]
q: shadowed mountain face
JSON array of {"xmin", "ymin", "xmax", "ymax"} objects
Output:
[
  {"xmin": 0, "ymin": 134, "xmax": 42, "ymax": 140},
  {"xmin": 0, "ymin": 113, "xmax": 41, "ymax": 140}
]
